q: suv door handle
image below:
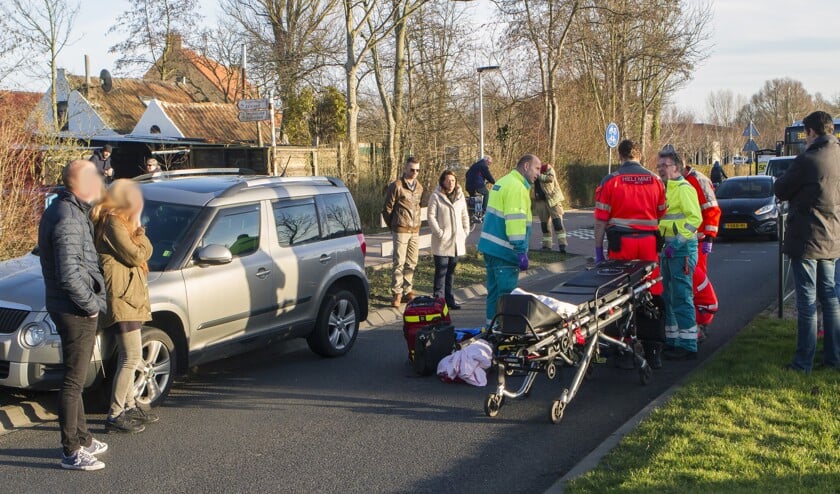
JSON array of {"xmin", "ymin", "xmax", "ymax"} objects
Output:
[
  {"xmin": 255, "ymin": 268, "xmax": 271, "ymax": 279},
  {"xmin": 319, "ymin": 254, "xmax": 332, "ymax": 263}
]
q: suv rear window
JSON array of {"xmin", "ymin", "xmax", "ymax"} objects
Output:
[
  {"xmin": 318, "ymin": 193, "xmax": 361, "ymax": 239},
  {"xmin": 274, "ymin": 200, "xmax": 320, "ymax": 247}
]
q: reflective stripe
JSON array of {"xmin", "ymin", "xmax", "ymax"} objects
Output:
[
  {"xmin": 404, "ymin": 306, "xmax": 448, "ymax": 322},
  {"xmin": 678, "ymin": 330, "xmax": 698, "ymax": 340},
  {"xmin": 508, "ymin": 234, "xmax": 527, "ymax": 241},
  {"xmin": 505, "ymin": 213, "xmax": 528, "ymax": 220},
  {"xmin": 665, "ymin": 325, "xmax": 679, "ymax": 338},
  {"xmin": 685, "ymin": 224, "xmax": 698, "ymax": 233},
  {"xmin": 608, "ymin": 217, "xmax": 659, "ymax": 228},
  {"xmin": 485, "ymin": 206, "xmax": 504, "ymax": 218},
  {"xmin": 697, "ymin": 277, "xmax": 710, "ymax": 291},
  {"xmin": 706, "ymin": 225, "xmax": 719, "ymax": 232},
  {"xmin": 700, "ymin": 200, "xmax": 718, "ymax": 210},
  {"xmin": 595, "ymin": 201, "xmax": 611, "ymax": 211},
  {"xmin": 480, "ymin": 231, "xmax": 513, "ymax": 249},
  {"xmin": 658, "ymin": 204, "xmax": 668, "ymax": 211},
  {"xmin": 664, "ymin": 213, "xmax": 686, "ymax": 220}
]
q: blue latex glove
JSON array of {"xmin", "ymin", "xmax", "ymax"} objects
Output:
[
  {"xmin": 594, "ymin": 248, "xmax": 606, "ymax": 264},
  {"xmin": 701, "ymin": 239, "xmax": 713, "ymax": 254},
  {"xmin": 663, "ymin": 243, "xmax": 675, "ymax": 258},
  {"xmin": 518, "ymin": 253, "xmax": 529, "ymax": 271}
]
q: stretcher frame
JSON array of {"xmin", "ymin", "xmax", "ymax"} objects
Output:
[{"xmin": 483, "ymin": 261, "xmax": 661, "ymax": 424}]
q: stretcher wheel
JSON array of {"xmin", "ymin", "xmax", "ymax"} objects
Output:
[
  {"xmin": 639, "ymin": 364, "xmax": 653, "ymax": 385},
  {"xmin": 550, "ymin": 400, "xmax": 565, "ymax": 424},
  {"xmin": 546, "ymin": 362, "xmax": 557, "ymax": 380},
  {"xmin": 484, "ymin": 394, "xmax": 504, "ymax": 418}
]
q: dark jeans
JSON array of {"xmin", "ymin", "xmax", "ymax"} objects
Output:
[
  {"xmin": 433, "ymin": 255, "xmax": 458, "ymax": 303},
  {"xmin": 50, "ymin": 312, "xmax": 97, "ymax": 455},
  {"xmin": 790, "ymin": 258, "xmax": 840, "ymax": 371},
  {"xmin": 467, "ymin": 186, "xmax": 489, "ymax": 212}
]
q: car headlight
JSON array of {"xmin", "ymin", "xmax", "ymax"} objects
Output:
[
  {"xmin": 21, "ymin": 322, "xmax": 49, "ymax": 348},
  {"xmin": 755, "ymin": 204, "xmax": 775, "ymax": 216}
]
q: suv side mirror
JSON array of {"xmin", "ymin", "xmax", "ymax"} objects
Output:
[{"xmin": 196, "ymin": 244, "xmax": 233, "ymax": 265}]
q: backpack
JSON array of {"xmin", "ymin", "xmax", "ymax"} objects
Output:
[
  {"xmin": 403, "ymin": 296, "xmax": 450, "ymax": 362},
  {"xmin": 413, "ymin": 323, "xmax": 456, "ymax": 376}
]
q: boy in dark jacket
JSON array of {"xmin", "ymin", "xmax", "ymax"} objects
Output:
[
  {"xmin": 774, "ymin": 110, "xmax": 840, "ymax": 372},
  {"xmin": 39, "ymin": 160, "xmax": 108, "ymax": 470}
]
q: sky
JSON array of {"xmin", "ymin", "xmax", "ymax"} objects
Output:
[{"xmin": 7, "ymin": 0, "xmax": 840, "ymax": 122}]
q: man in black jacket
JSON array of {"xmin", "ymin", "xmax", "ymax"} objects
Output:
[
  {"xmin": 89, "ymin": 144, "xmax": 114, "ymax": 182},
  {"xmin": 774, "ymin": 111, "xmax": 840, "ymax": 372},
  {"xmin": 39, "ymin": 160, "xmax": 108, "ymax": 470}
]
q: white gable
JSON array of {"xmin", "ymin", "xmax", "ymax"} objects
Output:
[
  {"xmin": 130, "ymin": 99, "xmax": 184, "ymax": 138},
  {"xmin": 30, "ymin": 69, "xmax": 116, "ymax": 139}
]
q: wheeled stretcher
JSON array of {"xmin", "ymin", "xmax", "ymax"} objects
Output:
[{"xmin": 483, "ymin": 260, "xmax": 662, "ymax": 424}]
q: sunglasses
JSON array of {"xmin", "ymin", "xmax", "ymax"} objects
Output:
[{"xmin": 408, "ymin": 168, "xmax": 420, "ymax": 172}]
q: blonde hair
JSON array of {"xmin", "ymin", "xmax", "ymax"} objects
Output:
[{"xmin": 90, "ymin": 179, "xmax": 148, "ymax": 272}]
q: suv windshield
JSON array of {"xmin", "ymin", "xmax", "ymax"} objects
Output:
[
  {"xmin": 766, "ymin": 158, "xmax": 794, "ymax": 178},
  {"xmin": 142, "ymin": 200, "xmax": 201, "ymax": 271},
  {"xmin": 716, "ymin": 179, "xmax": 774, "ymax": 200}
]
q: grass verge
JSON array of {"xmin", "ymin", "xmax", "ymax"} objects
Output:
[
  {"xmin": 566, "ymin": 314, "xmax": 840, "ymax": 494},
  {"xmin": 365, "ymin": 248, "xmax": 568, "ymax": 308}
]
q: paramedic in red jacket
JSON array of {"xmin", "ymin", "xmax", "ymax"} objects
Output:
[
  {"xmin": 594, "ymin": 139, "xmax": 667, "ymax": 367},
  {"xmin": 682, "ymin": 164, "xmax": 721, "ymax": 336}
]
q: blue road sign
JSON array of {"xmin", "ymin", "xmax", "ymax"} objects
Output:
[
  {"xmin": 743, "ymin": 138, "xmax": 760, "ymax": 153},
  {"xmin": 605, "ymin": 122, "xmax": 620, "ymax": 148}
]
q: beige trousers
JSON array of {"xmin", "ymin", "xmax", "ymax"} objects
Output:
[
  {"xmin": 391, "ymin": 231, "xmax": 420, "ymax": 295},
  {"xmin": 109, "ymin": 329, "xmax": 142, "ymax": 418}
]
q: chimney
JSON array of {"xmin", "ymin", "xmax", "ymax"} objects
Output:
[
  {"xmin": 84, "ymin": 55, "xmax": 91, "ymax": 92},
  {"xmin": 168, "ymin": 33, "xmax": 182, "ymax": 52}
]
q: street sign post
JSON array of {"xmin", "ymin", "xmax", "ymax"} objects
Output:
[
  {"xmin": 237, "ymin": 99, "xmax": 270, "ymax": 111},
  {"xmin": 238, "ymin": 109, "xmax": 272, "ymax": 122},
  {"xmin": 605, "ymin": 122, "xmax": 620, "ymax": 173},
  {"xmin": 742, "ymin": 120, "xmax": 760, "ymax": 174}
]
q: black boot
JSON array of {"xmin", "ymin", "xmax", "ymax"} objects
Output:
[{"xmin": 643, "ymin": 342, "xmax": 663, "ymax": 370}]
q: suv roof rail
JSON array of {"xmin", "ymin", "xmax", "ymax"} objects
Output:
[
  {"xmin": 134, "ymin": 168, "xmax": 257, "ymax": 182},
  {"xmin": 218, "ymin": 175, "xmax": 345, "ymax": 197}
]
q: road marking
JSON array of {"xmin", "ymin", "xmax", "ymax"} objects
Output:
[
  {"xmin": 723, "ymin": 258, "xmax": 751, "ymax": 262},
  {"xmin": 566, "ymin": 228, "xmax": 595, "ymax": 240}
]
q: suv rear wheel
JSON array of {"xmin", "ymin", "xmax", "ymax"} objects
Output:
[
  {"xmin": 133, "ymin": 327, "xmax": 176, "ymax": 408},
  {"xmin": 307, "ymin": 289, "xmax": 360, "ymax": 357}
]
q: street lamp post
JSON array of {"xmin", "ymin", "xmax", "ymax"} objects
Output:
[{"xmin": 477, "ymin": 65, "xmax": 500, "ymax": 159}]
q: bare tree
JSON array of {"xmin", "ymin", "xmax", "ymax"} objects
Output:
[
  {"xmin": 3, "ymin": 0, "xmax": 79, "ymax": 130},
  {"xmin": 192, "ymin": 20, "xmax": 248, "ymax": 102},
  {"xmin": 706, "ymin": 89, "xmax": 745, "ymax": 161},
  {"xmin": 496, "ymin": 0, "xmax": 583, "ymax": 164},
  {"xmin": 746, "ymin": 78, "xmax": 814, "ymax": 146},
  {"xmin": 108, "ymin": 0, "xmax": 201, "ymax": 78},
  {"xmin": 222, "ymin": 0, "xmax": 340, "ymax": 139}
]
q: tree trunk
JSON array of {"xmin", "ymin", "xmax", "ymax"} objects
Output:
[
  {"xmin": 390, "ymin": 15, "xmax": 408, "ymax": 179},
  {"xmin": 345, "ymin": 66, "xmax": 360, "ymax": 186}
]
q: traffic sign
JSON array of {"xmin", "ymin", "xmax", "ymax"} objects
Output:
[
  {"xmin": 238, "ymin": 109, "xmax": 271, "ymax": 122},
  {"xmin": 742, "ymin": 121, "xmax": 760, "ymax": 137},
  {"xmin": 742, "ymin": 138, "xmax": 760, "ymax": 153},
  {"xmin": 237, "ymin": 99, "xmax": 270, "ymax": 111},
  {"xmin": 605, "ymin": 122, "xmax": 620, "ymax": 148}
]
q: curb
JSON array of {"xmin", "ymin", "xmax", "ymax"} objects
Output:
[
  {"xmin": 360, "ymin": 256, "xmax": 590, "ymax": 331},
  {"xmin": 0, "ymin": 399, "xmax": 57, "ymax": 436},
  {"xmin": 543, "ymin": 308, "xmax": 754, "ymax": 494}
]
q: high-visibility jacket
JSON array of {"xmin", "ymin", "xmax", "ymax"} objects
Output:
[
  {"xmin": 478, "ymin": 169, "xmax": 532, "ymax": 264},
  {"xmin": 683, "ymin": 167, "xmax": 720, "ymax": 239},
  {"xmin": 660, "ymin": 177, "xmax": 702, "ymax": 245},
  {"xmin": 594, "ymin": 161, "xmax": 666, "ymax": 231}
]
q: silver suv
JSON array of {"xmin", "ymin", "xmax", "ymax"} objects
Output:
[{"xmin": 0, "ymin": 170, "xmax": 369, "ymax": 406}]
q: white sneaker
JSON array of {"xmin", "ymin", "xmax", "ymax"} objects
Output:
[
  {"xmin": 83, "ymin": 438, "xmax": 108, "ymax": 456},
  {"xmin": 60, "ymin": 449, "xmax": 105, "ymax": 471}
]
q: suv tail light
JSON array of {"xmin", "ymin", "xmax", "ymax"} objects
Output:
[{"xmin": 357, "ymin": 233, "xmax": 367, "ymax": 256}]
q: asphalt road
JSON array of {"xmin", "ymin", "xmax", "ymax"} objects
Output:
[{"xmin": 0, "ymin": 216, "xmax": 779, "ymax": 493}]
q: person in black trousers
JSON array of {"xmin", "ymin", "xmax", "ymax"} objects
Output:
[{"xmin": 39, "ymin": 160, "xmax": 108, "ymax": 471}]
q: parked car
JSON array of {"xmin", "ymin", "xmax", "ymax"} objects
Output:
[
  {"xmin": 0, "ymin": 170, "xmax": 369, "ymax": 406},
  {"xmin": 764, "ymin": 156, "xmax": 796, "ymax": 179},
  {"xmin": 716, "ymin": 175, "xmax": 779, "ymax": 240}
]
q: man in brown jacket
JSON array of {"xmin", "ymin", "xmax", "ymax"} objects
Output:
[{"xmin": 383, "ymin": 157, "xmax": 424, "ymax": 307}]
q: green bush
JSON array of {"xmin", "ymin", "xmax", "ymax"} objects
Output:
[{"xmin": 560, "ymin": 163, "xmax": 610, "ymax": 208}]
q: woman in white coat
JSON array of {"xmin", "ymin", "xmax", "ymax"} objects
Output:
[{"xmin": 427, "ymin": 170, "xmax": 470, "ymax": 309}]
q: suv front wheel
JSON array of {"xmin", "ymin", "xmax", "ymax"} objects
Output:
[
  {"xmin": 307, "ymin": 289, "xmax": 360, "ymax": 357},
  {"xmin": 133, "ymin": 327, "xmax": 177, "ymax": 408}
]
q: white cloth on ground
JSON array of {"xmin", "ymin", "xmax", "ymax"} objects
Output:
[
  {"xmin": 436, "ymin": 339, "xmax": 494, "ymax": 386},
  {"xmin": 511, "ymin": 288, "xmax": 579, "ymax": 317}
]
